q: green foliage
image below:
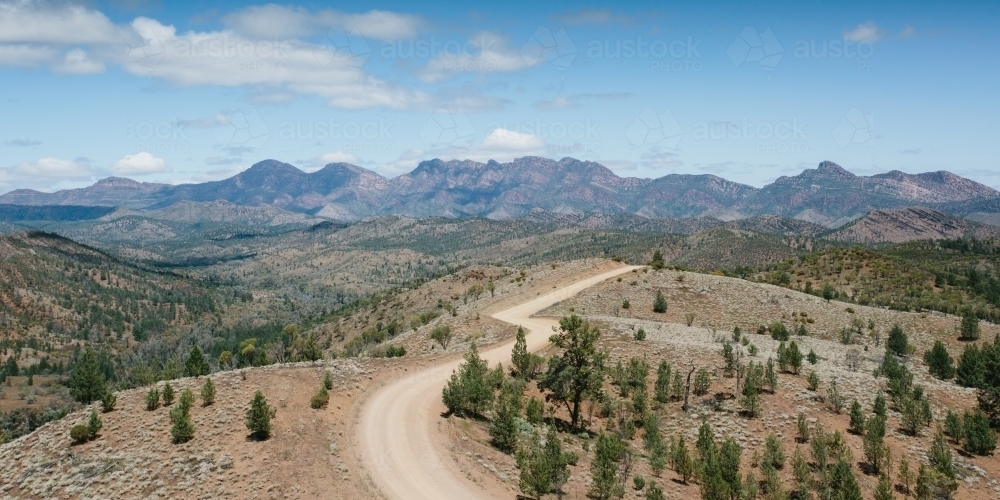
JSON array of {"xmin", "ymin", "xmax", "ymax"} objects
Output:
[
  {"xmin": 100, "ymin": 391, "xmax": 117, "ymax": 413},
  {"xmin": 145, "ymin": 387, "xmax": 160, "ymax": 411},
  {"xmin": 864, "ymin": 414, "xmax": 889, "ymax": 475},
  {"xmin": 961, "ymin": 311, "xmax": 982, "ymax": 340},
  {"xmin": 797, "ymin": 413, "xmax": 810, "ymax": 444},
  {"xmin": 923, "ymin": 340, "xmax": 955, "ymax": 379},
  {"xmin": 634, "ymin": 327, "xmax": 646, "ymax": 341},
  {"xmin": 778, "ymin": 340, "xmax": 803, "ymax": 374},
  {"xmin": 828, "ymin": 458, "xmax": 863, "ymax": 500},
  {"xmin": 511, "ymin": 326, "xmax": 529, "ymax": 378},
  {"xmin": 525, "ymin": 396, "xmax": 543, "ymax": 425},
  {"xmin": 770, "ymin": 322, "xmax": 790, "ymax": 341},
  {"xmin": 310, "ymin": 386, "xmax": 330, "ymax": 409},
  {"xmin": 807, "ymin": 371, "xmax": 820, "ymax": 391},
  {"xmin": 827, "ymin": 379, "xmax": 844, "ymax": 414},
  {"xmin": 646, "ymin": 481, "xmax": 666, "ymax": 500},
  {"xmin": 764, "ymin": 358, "xmax": 777, "ymax": 394},
  {"xmin": 516, "ymin": 425, "xmax": 570, "ymax": 499},
  {"xmin": 184, "ymin": 345, "xmax": 210, "ymax": 377},
  {"xmin": 591, "ymin": 432, "xmax": 628, "ymax": 499},
  {"xmin": 69, "ymin": 347, "xmax": 107, "ymax": 404},
  {"xmin": 654, "ymin": 361, "xmax": 671, "ymax": 404},
  {"xmin": 956, "ymin": 343, "xmax": 985, "ymax": 387},
  {"xmin": 763, "ymin": 432, "xmax": 785, "ymax": 470},
  {"xmin": 673, "ymin": 435, "xmax": 694, "ymax": 483},
  {"xmin": 70, "ymin": 424, "xmax": 90, "ymax": 444},
  {"xmin": 653, "ymin": 290, "xmax": 668, "ymax": 313},
  {"xmin": 807, "ymin": 349, "xmax": 818, "ymax": 365},
  {"xmin": 621, "ymin": 298, "xmax": 630, "ymax": 310},
  {"xmin": 848, "ymin": 400, "xmax": 865, "ymax": 435},
  {"xmin": 693, "ymin": 368, "xmax": 711, "ymax": 396},
  {"xmin": 201, "ymin": 378, "xmax": 215, "ymax": 406},
  {"xmin": 887, "ymin": 324, "xmax": 908, "ymax": 357},
  {"xmin": 721, "ymin": 343, "xmax": 736, "ymax": 377},
  {"xmin": 650, "ymin": 249, "xmax": 665, "ymax": 270},
  {"xmin": 442, "ymin": 343, "xmax": 495, "ymax": 417},
  {"xmin": 323, "ymin": 371, "xmax": 334, "ymax": 390},
  {"xmin": 162, "ymin": 383, "xmax": 174, "ymax": 405},
  {"xmin": 430, "ymin": 325, "xmax": 453, "ymax": 350},
  {"xmin": 928, "ymin": 430, "xmax": 955, "ymax": 480},
  {"xmin": 538, "ymin": 315, "xmax": 605, "ymax": 430},
  {"xmin": 87, "ymin": 410, "xmax": 103, "ymax": 439},
  {"xmin": 169, "ymin": 388, "xmax": 195, "ymax": 444},
  {"xmin": 489, "ymin": 378, "xmax": 523, "ymax": 454},
  {"xmin": 899, "ymin": 388, "xmax": 932, "ymax": 436},
  {"xmin": 245, "ymin": 390, "xmax": 272, "ymax": 440},
  {"xmin": 962, "ymin": 409, "xmax": 997, "ymax": 456},
  {"xmin": 383, "ymin": 345, "xmax": 406, "ymax": 357}
]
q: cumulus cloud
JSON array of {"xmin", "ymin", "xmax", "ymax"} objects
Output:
[
  {"xmin": 109, "ymin": 152, "xmax": 169, "ymax": 175},
  {"xmin": 222, "ymin": 5, "xmax": 422, "ymax": 40},
  {"xmin": 55, "ymin": 48, "xmax": 105, "ymax": 74},
  {"xmin": 0, "ymin": 2, "xmax": 123, "ymax": 44},
  {"xmin": 844, "ymin": 22, "xmax": 885, "ymax": 43},
  {"xmin": 0, "ymin": 157, "xmax": 98, "ymax": 191}
]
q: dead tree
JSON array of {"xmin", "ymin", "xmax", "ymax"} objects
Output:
[{"xmin": 682, "ymin": 364, "xmax": 696, "ymax": 412}]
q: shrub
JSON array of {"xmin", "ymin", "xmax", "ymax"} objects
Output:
[
  {"xmin": 944, "ymin": 410, "xmax": 963, "ymax": 443},
  {"xmin": 693, "ymin": 368, "xmax": 711, "ymax": 396},
  {"xmin": 685, "ymin": 312, "xmax": 696, "ymax": 327},
  {"xmin": 87, "ymin": 410, "xmax": 103, "ymax": 439},
  {"xmin": 763, "ymin": 432, "xmax": 785, "ymax": 470},
  {"xmin": 145, "ymin": 387, "xmax": 160, "ymax": 411},
  {"xmin": 770, "ymin": 322, "xmax": 790, "ymax": 341},
  {"xmin": 807, "ymin": 349, "xmax": 818, "ymax": 365},
  {"xmin": 827, "ymin": 380, "xmax": 844, "ymax": 414},
  {"xmin": 633, "ymin": 475, "xmax": 645, "ymax": 490},
  {"xmin": 246, "ymin": 390, "xmax": 273, "ymax": 440},
  {"xmin": 525, "ymin": 396, "xmax": 543, "ymax": 425},
  {"xmin": 807, "ymin": 371, "xmax": 820, "ymax": 391},
  {"xmin": 310, "ymin": 386, "xmax": 330, "ymax": 409},
  {"xmin": 70, "ymin": 424, "xmax": 90, "ymax": 444},
  {"xmin": 430, "ymin": 325, "xmax": 453, "ymax": 350},
  {"xmin": 653, "ymin": 291, "xmax": 668, "ymax": 313},
  {"xmin": 201, "ymin": 378, "xmax": 216, "ymax": 406},
  {"xmin": 384, "ymin": 345, "xmax": 407, "ymax": 357},
  {"xmin": 622, "ymin": 298, "xmax": 630, "ymax": 310},
  {"xmin": 848, "ymin": 400, "xmax": 865, "ymax": 435},
  {"xmin": 184, "ymin": 345, "xmax": 210, "ymax": 377},
  {"xmin": 323, "ymin": 371, "xmax": 334, "ymax": 390},
  {"xmin": 634, "ymin": 327, "xmax": 646, "ymax": 341},
  {"xmin": 100, "ymin": 392, "xmax": 117, "ymax": 413},
  {"xmin": 162, "ymin": 383, "xmax": 174, "ymax": 406},
  {"xmin": 442, "ymin": 343, "xmax": 495, "ymax": 418}
]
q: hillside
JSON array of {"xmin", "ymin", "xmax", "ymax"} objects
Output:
[{"xmin": 826, "ymin": 207, "xmax": 1000, "ymax": 244}]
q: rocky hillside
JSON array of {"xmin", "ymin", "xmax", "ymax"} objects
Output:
[
  {"xmin": 826, "ymin": 207, "xmax": 1000, "ymax": 244},
  {"xmin": 3, "ymin": 158, "xmax": 996, "ymax": 223}
]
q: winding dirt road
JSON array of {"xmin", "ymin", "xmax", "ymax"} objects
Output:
[{"xmin": 357, "ymin": 264, "xmax": 640, "ymax": 499}]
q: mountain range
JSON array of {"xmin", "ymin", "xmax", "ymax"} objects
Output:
[{"xmin": 1, "ymin": 157, "xmax": 997, "ymax": 227}]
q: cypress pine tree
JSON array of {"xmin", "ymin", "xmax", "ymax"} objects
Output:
[
  {"xmin": 201, "ymin": 378, "xmax": 216, "ymax": 406},
  {"xmin": 162, "ymin": 383, "xmax": 174, "ymax": 405},
  {"xmin": 653, "ymin": 290, "xmax": 668, "ymax": 313},
  {"xmin": 511, "ymin": 326, "xmax": 529, "ymax": 378},
  {"xmin": 955, "ymin": 343, "xmax": 985, "ymax": 388},
  {"xmin": 654, "ymin": 361, "xmax": 671, "ymax": 404},
  {"xmin": 68, "ymin": 347, "xmax": 107, "ymax": 404},
  {"xmin": 923, "ymin": 340, "xmax": 955, "ymax": 379},
  {"xmin": 245, "ymin": 390, "xmax": 272, "ymax": 440},
  {"xmin": 962, "ymin": 409, "xmax": 997, "ymax": 456},
  {"xmin": 886, "ymin": 324, "xmax": 908, "ymax": 357},
  {"xmin": 184, "ymin": 346, "xmax": 210, "ymax": 377}
]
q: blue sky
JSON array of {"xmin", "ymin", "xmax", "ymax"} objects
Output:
[{"xmin": 1, "ymin": 0, "xmax": 998, "ymax": 193}]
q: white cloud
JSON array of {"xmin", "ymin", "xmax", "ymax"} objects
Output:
[
  {"xmin": 416, "ymin": 32, "xmax": 532, "ymax": 83},
  {"xmin": 109, "ymin": 152, "xmax": 169, "ymax": 176},
  {"xmin": 222, "ymin": 5, "xmax": 421, "ymax": 40},
  {"xmin": 0, "ymin": 44, "xmax": 54, "ymax": 66},
  {"xmin": 55, "ymin": 48, "xmax": 105, "ymax": 74},
  {"xmin": 300, "ymin": 151, "xmax": 361, "ymax": 171},
  {"xmin": 0, "ymin": 2, "xmax": 123, "ymax": 44},
  {"xmin": 0, "ymin": 157, "xmax": 98, "ymax": 191},
  {"xmin": 844, "ymin": 22, "xmax": 885, "ymax": 43},
  {"xmin": 121, "ymin": 17, "xmax": 428, "ymax": 110}
]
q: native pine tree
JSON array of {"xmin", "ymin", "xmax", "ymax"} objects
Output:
[
  {"xmin": 184, "ymin": 346, "xmax": 210, "ymax": 377},
  {"xmin": 245, "ymin": 390, "xmax": 273, "ymax": 440},
  {"xmin": 538, "ymin": 315, "xmax": 605, "ymax": 430},
  {"xmin": 68, "ymin": 347, "xmax": 107, "ymax": 404}
]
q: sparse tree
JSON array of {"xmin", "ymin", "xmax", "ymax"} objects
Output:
[
  {"xmin": 849, "ymin": 400, "xmax": 866, "ymax": 435},
  {"xmin": 442, "ymin": 343, "xmax": 494, "ymax": 417},
  {"xmin": 807, "ymin": 349, "xmax": 818, "ymax": 365},
  {"xmin": 887, "ymin": 324, "xmax": 908, "ymax": 357},
  {"xmin": 517, "ymin": 425, "xmax": 570, "ymax": 499},
  {"xmin": 591, "ymin": 432, "xmax": 629, "ymax": 499},
  {"xmin": 162, "ymin": 383, "xmax": 174, "ymax": 406},
  {"xmin": 763, "ymin": 432, "xmax": 785, "ymax": 470},
  {"xmin": 145, "ymin": 387, "xmax": 160, "ymax": 411},
  {"xmin": 430, "ymin": 325, "xmax": 453, "ymax": 350},
  {"xmin": 962, "ymin": 409, "xmax": 997, "ymax": 456},
  {"xmin": 201, "ymin": 378, "xmax": 216, "ymax": 406},
  {"xmin": 69, "ymin": 347, "xmax": 107, "ymax": 404},
  {"xmin": 898, "ymin": 457, "xmax": 914, "ymax": 497},
  {"xmin": 654, "ymin": 361, "xmax": 671, "ymax": 404},
  {"xmin": 960, "ymin": 311, "xmax": 981, "ymax": 340},
  {"xmin": 538, "ymin": 315, "xmax": 606, "ymax": 430},
  {"xmin": 511, "ymin": 326, "xmax": 530, "ymax": 378},
  {"xmin": 674, "ymin": 435, "xmax": 694, "ymax": 484},
  {"xmin": 693, "ymin": 368, "xmax": 711, "ymax": 396},
  {"xmin": 864, "ymin": 414, "xmax": 889, "ymax": 475},
  {"xmin": 87, "ymin": 410, "xmax": 103, "ymax": 439},
  {"xmin": 923, "ymin": 340, "xmax": 955, "ymax": 380},
  {"xmin": 184, "ymin": 345, "xmax": 210, "ymax": 377},
  {"xmin": 653, "ymin": 290, "xmax": 668, "ymax": 313},
  {"xmin": 100, "ymin": 391, "xmax": 117, "ymax": 413},
  {"xmin": 245, "ymin": 390, "xmax": 273, "ymax": 440},
  {"xmin": 827, "ymin": 379, "xmax": 844, "ymax": 414},
  {"xmin": 807, "ymin": 371, "xmax": 820, "ymax": 391},
  {"xmin": 489, "ymin": 378, "xmax": 523, "ymax": 454}
]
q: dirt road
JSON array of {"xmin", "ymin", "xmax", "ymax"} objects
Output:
[{"xmin": 357, "ymin": 264, "xmax": 640, "ymax": 499}]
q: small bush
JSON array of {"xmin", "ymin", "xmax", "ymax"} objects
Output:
[
  {"xmin": 323, "ymin": 371, "xmax": 334, "ymax": 390},
  {"xmin": 653, "ymin": 291, "xmax": 668, "ymax": 313},
  {"xmin": 807, "ymin": 371, "xmax": 820, "ymax": 391},
  {"xmin": 70, "ymin": 424, "xmax": 90, "ymax": 444},
  {"xmin": 384, "ymin": 345, "xmax": 407, "ymax": 357},
  {"xmin": 87, "ymin": 410, "xmax": 103, "ymax": 439},
  {"xmin": 162, "ymin": 383, "xmax": 174, "ymax": 406},
  {"xmin": 100, "ymin": 392, "xmax": 117, "ymax": 413},
  {"xmin": 145, "ymin": 387, "xmax": 160, "ymax": 411},
  {"xmin": 311, "ymin": 386, "xmax": 330, "ymax": 409},
  {"xmin": 201, "ymin": 378, "xmax": 216, "ymax": 406},
  {"xmin": 634, "ymin": 328, "xmax": 646, "ymax": 341},
  {"xmin": 246, "ymin": 391, "xmax": 273, "ymax": 440}
]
